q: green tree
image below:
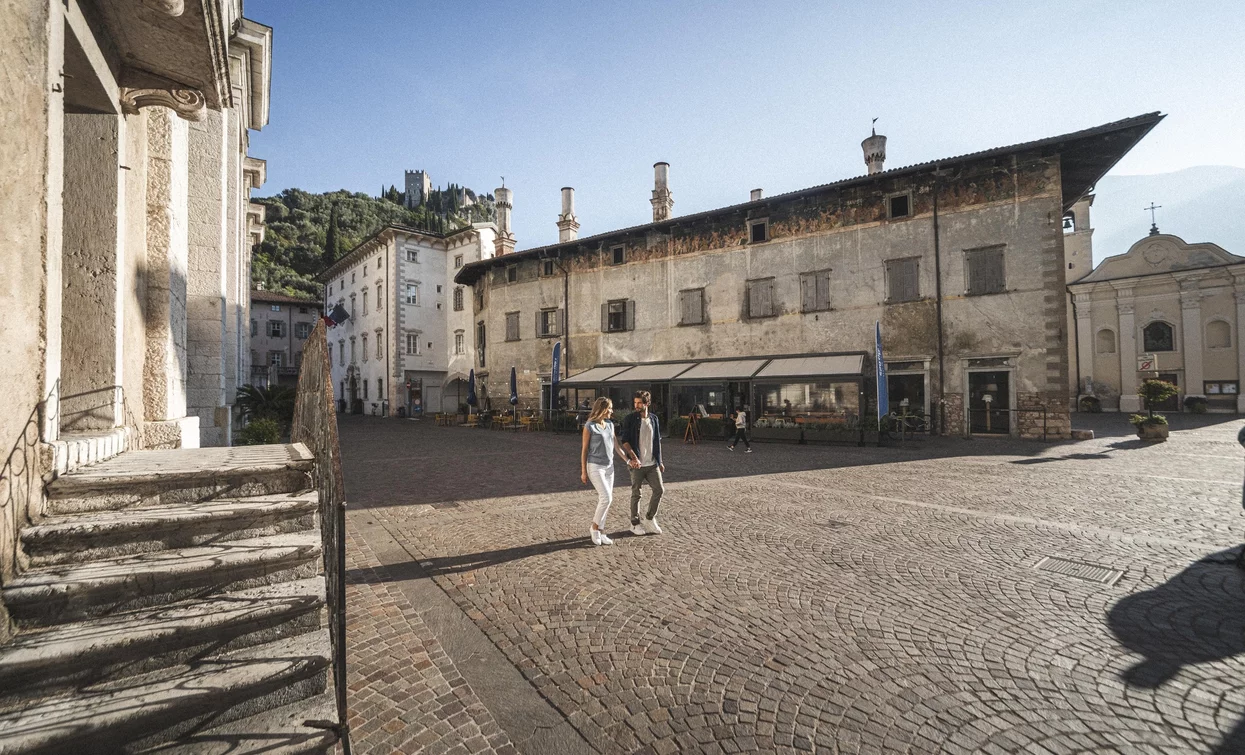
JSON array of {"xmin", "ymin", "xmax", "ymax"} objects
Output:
[{"xmin": 323, "ymin": 202, "xmax": 341, "ymax": 268}]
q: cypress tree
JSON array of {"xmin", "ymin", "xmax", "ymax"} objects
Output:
[{"xmin": 324, "ymin": 203, "xmax": 341, "ymax": 267}]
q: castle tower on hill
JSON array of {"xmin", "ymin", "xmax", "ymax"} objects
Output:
[{"xmin": 404, "ymin": 170, "xmax": 431, "ymax": 208}]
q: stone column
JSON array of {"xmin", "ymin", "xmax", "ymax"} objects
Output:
[
  {"xmin": 1180, "ymin": 281, "xmax": 1204, "ymax": 402},
  {"xmin": 142, "ymin": 108, "xmax": 200, "ymax": 448},
  {"xmin": 186, "ymin": 108, "xmax": 229, "ymax": 446},
  {"xmin": 1073, "ymin": 292, "xmax": 1094, "ymax": 397},
  {"xmin": 60, "ymin": 112, "xmax": 126, "ymax": 431},
  {"xmin": 1116, "ymin": 287, "xmax": 1141, "ymax": 413}
]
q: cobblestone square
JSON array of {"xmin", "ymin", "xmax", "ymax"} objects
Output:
[{"xmin": 340, "ymin": 416, "xmax": 1245, "ymax": 754}]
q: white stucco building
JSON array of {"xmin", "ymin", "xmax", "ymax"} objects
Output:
[
  {"xmin": 1070, "ymin": 231, "xmax": 1245, "ymax": 413},
  {"xmin": 320, "ymin": 222, "xmax": 497, "ymax": 416}
]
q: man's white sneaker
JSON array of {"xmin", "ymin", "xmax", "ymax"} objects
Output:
[
  {"xmin": 643, "ymin": 518, "xmax": 662, "ymax": 535},
  {"xmin": 591, "ymin": 528, "xmax": 602, "ymax": 546},
  {"xmin": 598, "ymin": 531, "xmax": 614, "ymax": 545},
  {"xmin": 745, "ymin": 448, "xmax": 753, "ymax": 453},
  {"xmin": 630, "ymin": 522, "xmax": 647, "ymax": 536}
]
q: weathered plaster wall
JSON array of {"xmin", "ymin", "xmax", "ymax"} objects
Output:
[
  {"xmin": 122, "ymin": 113, "xmax": 149, "ymax": 440},
  {"xmin": 0, "ymin": 0, "xmax": 54, "ymax": 626},
  {"xmin": 478, "ymin": 155, "xmax": 1071, "ymax": 436}
]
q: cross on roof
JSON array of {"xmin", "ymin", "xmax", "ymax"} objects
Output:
[{"xmin": 1145, "ymin": 202, "xmax": 1161, "ymax": 235}]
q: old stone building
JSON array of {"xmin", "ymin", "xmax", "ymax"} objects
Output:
[
  {"xmin": 249, "ymin": 290, "xmax": 324, "ymax": 386},
  {"xmin": 0, "ymin": 2, "xmax": 340, "ymax": 750},
  {"xmin": 321, "ymin": 221, "xmax": 497, "ymax": 416},
  {"xmin": 1070, "ymin": 230, "xmax": 1245, "ymax": 413},
  {"xmin": 454, "ymin": 114, "xmax": 1165, "ymax": 439}
]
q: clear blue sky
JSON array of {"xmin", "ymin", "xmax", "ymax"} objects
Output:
[{"xmin": 247, "ymin": 0, "xmax": 1244, "ymax": 249}]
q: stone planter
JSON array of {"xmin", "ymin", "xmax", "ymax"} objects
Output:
[
  {"xmin": 1135, "ymin": 422, "xmax": 1169, "ymax": 442},
  {"xmin": 752, "ymin": 426, "xmax": 803, "ymax": 442}
]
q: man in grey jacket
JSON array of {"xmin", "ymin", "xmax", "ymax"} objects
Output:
[{"xmin": 619, "ymin": 391, "xmax": 665, "ymax": 535}]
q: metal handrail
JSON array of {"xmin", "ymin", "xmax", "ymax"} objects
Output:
[{"xmin": 290, "ymin": 321, "xmax": 351, "ymax": 753}]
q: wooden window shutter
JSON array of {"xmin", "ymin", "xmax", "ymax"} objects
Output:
[
  {"xmin": 800, "ymin": 274, "xmax": 815, "ymax": 312},
  {"xmin": 601, "ymin": 303, "xmax": 609, "ymax": 332},
  {"xmin": 695, "ymin": 289, "xmax": 704, "ymax": 323},
  {"xmin": 625, "ymin": 300, "xmax": 636, "ymax": 331},
  {"xmin": 535, "ymin": 311, "xmax": 542, "ymax": 337},
  {"xmin": 817, "ymin": 272, "xmax": 830, "ymax": 310},
  {"xmin": 905, "ymin": 260, "xmax": 919, "ymax": 300},
  {"xmin": 558, "ymin": 308, "xmax": 566, "ymax": 336}
]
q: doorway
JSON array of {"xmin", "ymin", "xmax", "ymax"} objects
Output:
[
  {"xmin": 407, "ymin": 377, "xmax": 424, "ymax": 416},
  {"xmin": 968, "ymin": 371, "xmax": 1010, "ymax": 435},
  {"xmin": 887, "ymin": 373, "xmax": 926, "ymax": 429},
  {"xmin": 1154, "ymin": 372, "xmax": 1180, "ymax": 412}
]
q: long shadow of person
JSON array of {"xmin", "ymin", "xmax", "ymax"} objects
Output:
[{"xmin": 1108, "ymin": 547, "xmax": 1245, "ymax": 753}]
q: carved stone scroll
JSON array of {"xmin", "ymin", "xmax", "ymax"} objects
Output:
[
  {"xmin": 139, "ymin": 0, "xmax": 185, "ymax": 16},
  {"xmin": 120, "ymin": 87, "xmax": 206, "ymax": 122}
]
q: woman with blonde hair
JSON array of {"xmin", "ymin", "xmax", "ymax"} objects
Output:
[{"xmin": 580, "ymin": 397, "xmax": 628, "ymax": 545}]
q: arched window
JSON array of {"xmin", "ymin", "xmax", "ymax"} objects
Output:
[
  {"xmin": 1096, "ymin": 329, "xmax": 1116, "ymax": 354},
  {"xmin": 1207, "ymin": 320, "xmax": 1231, "ymax": 349},
  {"xmin": 1143, "ymin": 321, "xmax": 1175, "ymax": 352}
]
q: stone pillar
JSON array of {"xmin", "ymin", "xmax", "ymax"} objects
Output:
[
  {"xmin": 1235, "ymin": 281, "xmax": 1245, "ymax": 412},
  {"xmin": 1073, "ymin": 292, "xmax": 1094, "ymax": 397},
  {"xmin": 60, "ymin": 112, "xmax": 126, "ymax": 431},
  {"xmin": 1180, "ymin": 282, "xmax": 1204, "ymax": 401},
  {"xmin": 186, "ymin": 108, "xmax": 230, "ymax": 446},
  {"xmin": 1116, "ymin": 287, "xmax": 1140, "ymax": 413},
  {"xmin": 143, "ymin": 108, "xmax": 200, "ymax": 448}
]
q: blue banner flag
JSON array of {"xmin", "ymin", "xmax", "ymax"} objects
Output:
[
  {"xmin": 509, "ymin": 366, "xmax": 518, "ymax": 406},
  {"xmin": 551, "ymin": 342, "xmax": 562, "ymax": 393},
  {"xmin": 875, "ymin": 321, "xmax": 889, "ymax": 421},
  {"xmin": 466, "ymin": 369, "xmax": 477, "ymax": 407}
]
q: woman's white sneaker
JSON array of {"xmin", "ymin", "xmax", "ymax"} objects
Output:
[
  {"xmin": 598, "ymin": 531, "xmax": 614, "ymax": 545},
  {"xmin": 591, "ymin": 528, "xmax": 602, "ymax": 545}
]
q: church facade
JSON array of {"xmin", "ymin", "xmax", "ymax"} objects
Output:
[{"xmin": 1070, "ymin": 233, "xmax": 1245, "ymax": 413}]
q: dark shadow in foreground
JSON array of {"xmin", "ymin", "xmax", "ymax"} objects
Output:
[{"xmin": 1108, "ymin": 547, "xmax": 1245, "ymax": 754}]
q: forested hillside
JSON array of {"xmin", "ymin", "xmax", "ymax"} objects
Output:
[{"xmin": 252, "ymin": 185, "xmax": 493, "ymax": 297}]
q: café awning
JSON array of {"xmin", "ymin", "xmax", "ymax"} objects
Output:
[
  {"xmin": 604, "ymin": 362, "xmax": 696, "ymax": 382},
  {"xmin": 753, "ymin": 354, "xmax": 864, "ymax": 379},
  {"xmin": 559, "ymin": 365, "xmax": 634, "ymax": 386},
  {"xmin": 672, "ymin": 359, "xmax": 768, "ymax": 381}
]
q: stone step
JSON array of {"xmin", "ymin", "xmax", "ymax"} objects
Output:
[
  {"xmin": 45, "ymin": 444, "xmax": 315, "ymax": 515},
  {"xmin": 0, "ymin": 630, "xmax": 331, "ymax": 754},
  {"xmin": 3, "ymin": 532, "xmax": 323, "ymax": 627},
  {"xmin": 22, "ymin": 492, "xmax": 320, "ymax": 566},
  {"xmin": 135, "ymin": 690, "xmax": 339, "ymax": 754},
  {"xmin": 0, "ymin": 578, "xmax": 325, "ymax": 702}
]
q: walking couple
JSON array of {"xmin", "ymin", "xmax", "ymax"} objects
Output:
[{"xmin": 579, "ymin": 391, "xmax": 664, "ymax": 546}]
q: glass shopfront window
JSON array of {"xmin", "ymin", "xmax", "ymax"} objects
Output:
[
  {"xmin": 753, "ymin": 380, "xmax": 860, "ymax": 426},
  {"xmin": 672, "ymin": 384, "xmax": 728, "ymax": 418}
]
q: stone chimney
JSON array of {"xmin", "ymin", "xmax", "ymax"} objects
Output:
[
  {"xmin": 750, "ymin": 188, "xmax": 763, "ymax": 201},
  {"xmin": 556, "ymin": 186, "xmax": 579, "ymax": 243},
  {"xmin": 494, "ymin": 185, "xmax": 515, "ymax": 256},
  {"xmin": 862, "ymin": 127, "xmax": 887, "ymax": 175},
  {"xmin": 651, "ymin": 162, "xmax": 673, "ymax": 222}
]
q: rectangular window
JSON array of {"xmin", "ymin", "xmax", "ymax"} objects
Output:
[
  {"xmin": 405, "ymin": 333, "xmax": 421, "ymax": 355},
  {"xmin": 477, "ymin": 322, "xmax": 486, "ymax": 367},
  {"xmin": 886, "ymin": 258, "xmax": 920, "ymax": 303},
  {"xmin": 679, "ymin": 288, "xmax": 705, "ymax": 325},
  {"xmin": 799, "ymin": 270, "xmax": 832, "ymax": 313},
  {"xmin": 542, "ymin": 259, "xmax": 555, "ymax": 277},
  {"xmin": 299, "ymin": 307, "xmax": 308, "ymax": 314},
  {"xmin": 454, "ymin": 331, "xmax": 465, "ymax": 354},
  {"xmin": 749, "ymin": 219, "xmax": 769, "ymax": 244},
  {"xmin": 406, "ymin": 249, "xmax": 418, "ymax": 263},
  {"xmin": 295, "ymin": 322, "xmax": 311, "ymax": 339},
  {"xmin": 888, "ymin": 193, "xmax": 911, "ymax": 219},
  {"xmin": 376, "ymin": 284, "xmax": 382, "ymax": 309},
  {"xmin": 505, "ymin": 311, "xmax": 520, "ymax": 341},
  {"xmin": 965, "ymin": 246, "xmax": 1006, "ymax": 296},
  {"xmin": 339, "ymin": 342, "xmax": 345, "ymax": 366},
  {"xmin": 506, "ymin": 265, "xmax": 518, "ymax": 283},
  {"xmin": 350, "ymin": 295, "xmax": 356, "ymax": 319},
  {"xmin": 454, "ymin": 254, "xmax": 463, "ymax": 268},
  {"xmin": 378, "ymin": 378, "xmax": 383, "ymax": 398},
  {"xmin": 603, "ymin": 299, "xmax": 632, "ymax": 332},
  {"xmin": 453, "ymin": 287, "xmax": 464, "ymax": 311},
  {"xmin": 746, "ymin": 278, "xmax": 775, "ymax": 319},
  {"xmin": 270, "ymin": 304, "xmax": 281, "ymax": 312},
  {"xmin": 268, "ymin": 320, "xmax": 285, "ymax": 338},
  {"xmin": 405, "ymin": 284, "xmax": 418, "ymax": 305},
  {"xmin": 361, "ymin": 334, "xmax": 368, "ymax": 362},
  {"xmin": 362, "ymin": 289, "xmax": 368, "ymax": 315},
  {"xmin": 363, "ymin": 379, "xmax": 368, "ymax": 400},
  {"xmin": 268, "ymin": 351, "xmax": 284, "ymax": 367},
  {"xmin": 611, "ymin": 245, "xmax": 625, "ymax": 265},
  {"xmin": 350, "ymin": 338, "xmax": 356, "ymax": 363},
  {"xmin": 294, "ymin": 352, "xmax": 302, "ymax": 370},
  {"xmin": 375, "ymin": 333, "xmax": 383, "ymax": 360},
  {"xmin": 250, "ymin": 319, "xmax": 257, "ymax": 337},
  {"xmin": 538, "ymin": 308, "xmax": 561, "ymax": 337}
]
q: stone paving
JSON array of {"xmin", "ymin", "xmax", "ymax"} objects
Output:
[{"xmin": 341, "ymin": 414, "xmax": 1245, "ymax": 754}]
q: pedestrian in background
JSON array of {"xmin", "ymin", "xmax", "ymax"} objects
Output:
[
  {"xmin": 580, "ymin": 397, "xmax": 629, "ymax": 546},
  {"xmin": 729, "ymin": 406, "xmax": 753, "ymax": 452}
]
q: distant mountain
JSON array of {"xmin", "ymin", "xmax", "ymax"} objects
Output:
[{"xmin": 1089, "ymin": 166, "xmax": 1245, "ymax": 265}]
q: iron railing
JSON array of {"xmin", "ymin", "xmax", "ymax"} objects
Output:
[{"xmin": 290, "ymin": 320, "xmax": 351, "ymax": 753}]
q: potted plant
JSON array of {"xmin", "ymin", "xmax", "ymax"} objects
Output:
[
  {"xmin": 1132, "ymin": 378, "xmax": 1178, "ymax": 441},
  {"xmin": 1184, "ymin": 395, "xmax": 1208, "ymax": 414}
]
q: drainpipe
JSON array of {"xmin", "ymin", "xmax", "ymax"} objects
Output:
[
  {"xmin": 1070, "ymin": 288, "xmax": 1081, "ymax": 403},
  {"xmin": 553, "ymin": 253, "xmax": 571, "ymax": 379},
  {"xmin": 932, "ymin": 166, "xmax": 947, "ymax": 434}
]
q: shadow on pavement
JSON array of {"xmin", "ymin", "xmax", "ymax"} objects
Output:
[
  {"xmin": 1108, "ymin": 547, "xmax": 1245, "ymax": 753},
  {"xmin": 345, "ymin": 537, "xmax": 595, "ymax": 583}
]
